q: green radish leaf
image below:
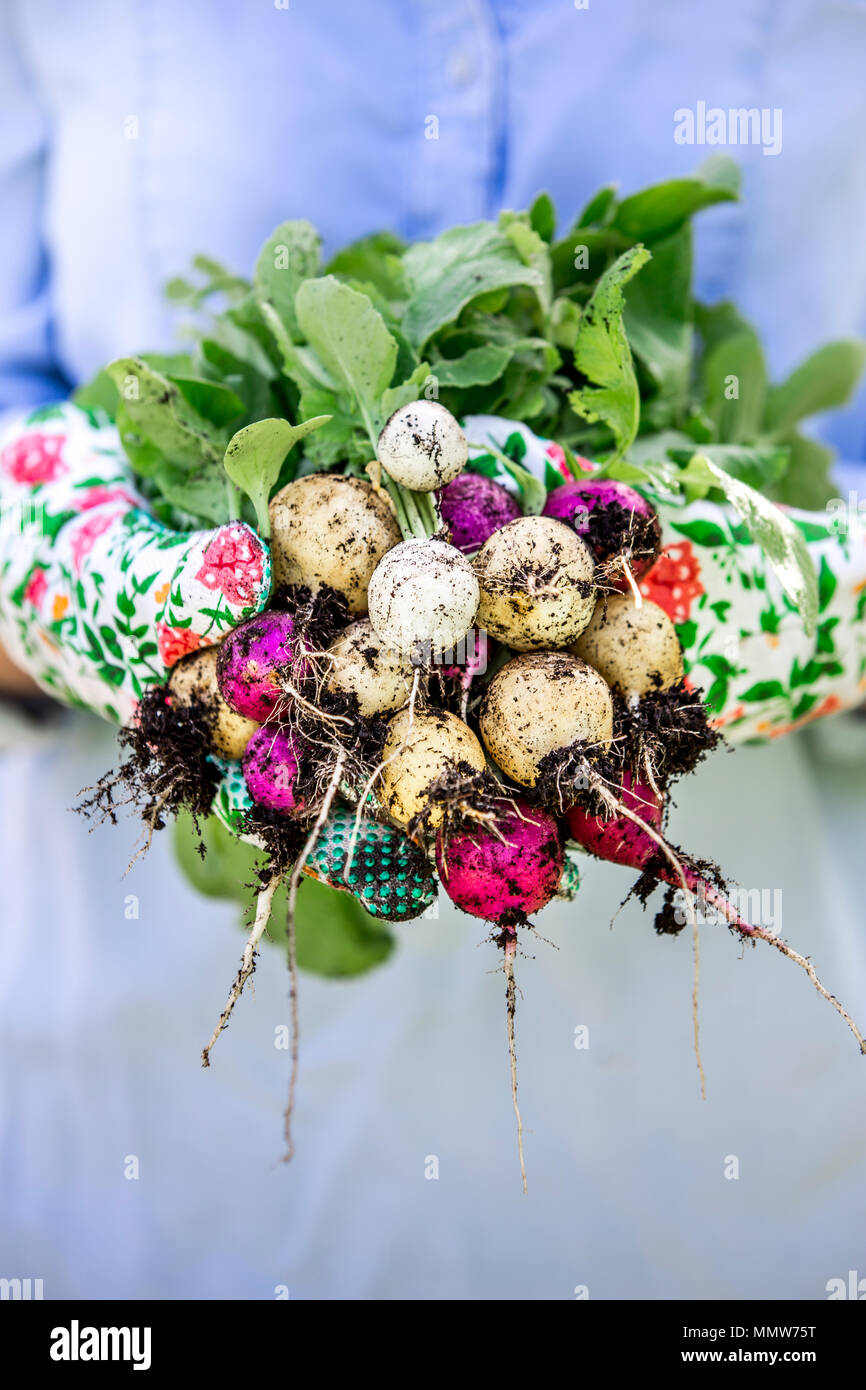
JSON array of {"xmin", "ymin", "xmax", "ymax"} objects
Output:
[
  {"xmin": 74, "ymin": 368, "xmax": 120, "ymax": 421},
  {"xmin": 576, "ymin": 184, "xmax": 619, "ymax": 229},
  {"xmin": 380, "ymin": 360, "xmax": 432, "ymax": 418},
  {"xmin": 253, "ymin": 220, "xmax": 321, "ymax": 340},
  {"xmin": 763, "ymin": 339, "xmax": 866, "ymax": 437},
  {"xmin": 667, "ymin": 443, "xmax": 789, "ymax": 491},
  {"xmin": 170, "ymin": 377, "xmax": 246, "ymax": 427},
  {"xmin": 105, "ymin": 357, "xmax": 222, "ymax": 469},
  {"xmin": 294, "ymin": 276, "xmax": 398, "ymax": 441},
  {"xmin": 611, "ymin": 155, "xmax": 740, "ymax": 242},
  {"xmin": 499, "ymin": 210, "xmax": 553, "ymax": 315},
  {"xmin": 154, "ymin": 462, "xmax": 233, "ymax": 526},
  {"xmin": 701, "ymin": 324, "xmax": 767, "ymax": 443},
  {"xmin": 568, "ymin": 244, "xmax": 651, "ymax": 460},
  {"xmin": 529, "ymin": 191, "xmax": 556, "ymax": 243},
  {"xmin": 622, "ymin": 223, "xmax": 693, "ymax": 423},
  {"xmin": 224, "ymin": 415, "xmax": 331, "ymax": 536},
  {"xmin": 769, "ymin": 432, "xmax": 837, "ymax": 510},
  {"xmin": 402, "ymin": 222, "xmax": 545, "ymax": 349},
  {"xmin": 698, "ymin": 455, "xmax": 819, "ymax": 636},
  {"xmin": 325, "ymin": 230, "xmax": 409, "ymax": 304},
  {"xmin": 432, "ymin": 344, "xmax": 514, "ymax": 388}
]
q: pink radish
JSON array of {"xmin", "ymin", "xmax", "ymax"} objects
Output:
[
  {"xmin": 543, "ymin": 478, "xmax": 661, "ymax": 595},
  {"xmin": 217, "ymin": 610, "xmax": 306, "ymax": 722},
  {"xmin": 436, "ymin": 796, "xmax": 563, "ymax": 923},
  {"xmin": 242, "ymin": 724, "xmax": 307, "ymax": 815}
]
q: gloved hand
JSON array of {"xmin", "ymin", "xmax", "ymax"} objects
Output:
[
  {"xmin": 466, "ymin": 415, "xmax": 866, "ymax": 745},
  {"xmin": 0, "ymin": 402, "xmax": 436, "ymax": 921},
  {"xmin": 0, "ymin": 401, "xmax": 270, "ymax": 722}
]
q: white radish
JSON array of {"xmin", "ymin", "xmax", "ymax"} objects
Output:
[
  {"xmin": 367, "ymin": 537, "xmax": 480, "ymax": 665},
  {"xmin": 573, "ymin": 595, "xmax": 683, "ymax": 698},
  {"xmin": 268, "ymin": 474, "xmax": 401, "ymax": 615},
  {"xmin": 377, "ymin": 401, "xmax": 468, "ymax": 492},
  {"xmin": 479, "ymin": 651, "xmax": 613, "ymax": 787},
  {"xmin": 379, "ymin": 707, "xmax": 486, "ymax": 828},
  {"xmin": 475, "ymin": 515, "xmax": 597, "ymax": 652},
  {"xmin": 168, "ymin": 645, "xmax": 259, "ymax": 761},
  {"xmin": 325, "ymin": 619, "xmax": 413, "ymax": 717}
]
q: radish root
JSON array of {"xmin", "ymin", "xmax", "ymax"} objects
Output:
[
  {"xmin": 282, "ymin": 746, "xmax": 348, "ymax": 1160},
  {"xmin": 201, "ymin": 872, "xmax": 281, "ymax": 1067},
  {"xmin": 503, "ymin": 932, "xmax": 528, "ymax": 1194}
]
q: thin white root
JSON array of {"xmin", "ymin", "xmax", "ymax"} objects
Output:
[
  {"xmin": 504, "ymin": 937, "xmax": 528, "ymax": 1194},
  {"xmin": 621, "ymin": 557, "xmax": 643, "ymax": 608},
  {"xmin": 590, "ymin": 768, "xmax": 706, "ymax": 1095},
  {"xmin": 691, "ymin": 911, "xmax": 705, "ymax": 1101},
  {"xmin": 282, "ymin": 747, "xmax": 347, "ymax": 1160},
  {"xmin": 201, "ymin": 873, "xmax": 281, "ymax": 1067},
  {"xmin": 702, "ymin": 885, "xmax": 866, "ymax": 1057}
]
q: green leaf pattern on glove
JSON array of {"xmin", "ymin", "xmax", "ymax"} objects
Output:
[{"xmin": 0, "ymin": 402, "xmax": 271, "ymax": 722}]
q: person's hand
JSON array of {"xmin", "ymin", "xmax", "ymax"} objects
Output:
[
  {"xmin": 0, "ymin": 402, "xmax": 271, "ymax": 723},
  {"xmin": 0, "ymin": 403, "xmax": 435, "ymax": 923},
  {"xmin": 467, "ymin": 415, "xmax": 866, "ymax": 745}
]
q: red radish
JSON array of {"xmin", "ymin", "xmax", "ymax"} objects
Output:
[
  {"xmin": 543, "ymin": 478, "xmax": 661, "ymax": 594},
  {"xmin": 439, "ymin": 473, "xmax": 522, "ymax": 555},
  {"xmin": 242, "ymin": 724, "xmax": 307, "ymax": 815},
  {"xmin": 566, "ymin": 773, "xmax": 753, "ymax": 934},
  {"xmin": 217, "ymin": 610, "xmax": 306, "ymax": 722},
  {"xmin": 436, "ymin": 797, "xmax": 564, "ymax": 922}
]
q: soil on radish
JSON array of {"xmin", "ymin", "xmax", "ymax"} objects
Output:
[
  {"xmin": 611, "ymin": 681, "xmax": 722, "ymax": 787},
  {"xmin": 586, "ymin": 499, "xmax": 661, "ymax": 588},
  {"xmin": 75, "ymin": 682, "xmax": 220, "ymax": 836}
]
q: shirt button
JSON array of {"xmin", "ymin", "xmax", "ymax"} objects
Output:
[{"xmin": 446, "ymin": 49, "xmax": 475, "ymax": 87}]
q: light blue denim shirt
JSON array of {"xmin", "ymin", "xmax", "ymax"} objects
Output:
[
  {"xmin": 2, "ymin": 2, "xmax": 866, "ymax": 1303},
  {"xmin": 2, "ymin": 0, "xmax": 866, "ymax": 465}
]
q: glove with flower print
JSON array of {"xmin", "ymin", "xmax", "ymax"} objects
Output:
[
  {"xmin": 0, "ymin": 402, "xmax": 271, "ymax": 724},
  {"xmin": 0, "ymin": 402, "xmax": 439, "ymax": 921},
  {"xmin": 466, "ymin": 415, "xmax": 866, "ymax": 745}
]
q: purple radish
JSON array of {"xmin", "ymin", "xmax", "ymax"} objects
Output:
[
  {"xmin": 217, "ymin": 611, "xmax": 306, "ymax": 722},
  {"xmin": 436, "ymin": 796, "xmax": 564, "ymax": 922},
  {"xmin": 439, "ymin": 473, "xmax": 522, "ymax": 555},
  {"xmin": 543, "ymin": 479, "xmax": 661, "ymax": 594},
  {"xmin": 242, "ymin": 725, "xmax": 307, "ymax": 815}
]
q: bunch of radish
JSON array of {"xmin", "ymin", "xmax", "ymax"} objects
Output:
[{"xmin": 105, "ymin": 399, "xmax": 864, "ymax": 1185}]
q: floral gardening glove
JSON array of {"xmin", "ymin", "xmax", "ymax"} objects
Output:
[
  {"xmin": 465, "ymin": 415, "xmax": 866, "ymax": 745},
  {"xmin": 0, "ymin": 402, "xmax": 439, "ymax": 919},
  {"xmin": 0, "ymin": 402, "xmax": 271, "ymax": 724}
]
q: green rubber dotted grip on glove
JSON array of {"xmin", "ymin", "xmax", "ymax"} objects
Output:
[
  {"xmin": 209, "ymin": 759, "xmax": 437, "ymax": 921},
  {"xmin": 305, "ymin": 804, "xmax": 437, "ymax": 922}
]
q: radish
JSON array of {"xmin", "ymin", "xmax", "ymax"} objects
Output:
[
  {"xmin": 475, "ymin": 515, "xmax": 596, "ymax": 652},
  {"xmin": 572, "ymin": 594, "xmax": 683, "ymax": 699},
  {"xmin": 367, "ymin": 537, "xmax": 480, "ymax": 664},
  {"xmin": 168, "ymin": 645, "xmax": 259, "ymax": 760},
  {"xmin": 543, "ymin": 478, "xmax": 661, "ymax": 596},
  {"xmin": 217, "ymin": 609, "xmax": 307, "ymax": 722},
  {"xmin": 378, "ymin": 706, "xmax": 486, "ymax": 829},
  {"xmin": 377, "ymin": 400, "xmax": 468, "ymax": 492},
  {"xmin": 479, "ymin": 651, "xmax": 613, "ymax": 787},
  {"xmin": 268, "ymin": 474, "xmax": 401, "ymax": 614},
  {"xmin": 324, "ymin": 618, "xmax": 413, "ymax": 718},
  {"xmin": 436, "ymin": 796, "xmax": 564, "ymax": 923},
  {"xmin": 439, "ymin": 472, "xmax": 522, "ymax": 555},
  {"xmin": 242, "ymin": 724, "xmax": 308, "ymax": 815}
]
